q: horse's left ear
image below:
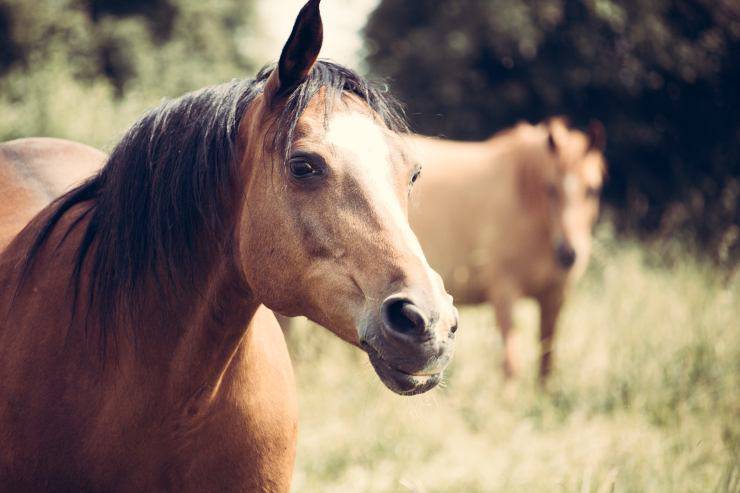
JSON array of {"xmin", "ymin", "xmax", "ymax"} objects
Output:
[
  {"xmin": 264, "ymin": 0, "xmax": 323, "ymax": 103},
  {"xmin": 587, "ymin": 120, "xmax": 606, "ymax": 151}
]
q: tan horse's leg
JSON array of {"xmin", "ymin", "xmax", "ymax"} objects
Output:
[
  {"xmin": 492, "ymin": 294, "xmax": 519, "ymax": 379},
  {"xmin": 537, "ymin": 287, "xmax": 564, "ymax": 383}
]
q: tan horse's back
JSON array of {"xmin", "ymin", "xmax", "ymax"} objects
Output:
[
  {"xmin": 0, "ymin": 138, "xmax": 106, "ymax": 249},
  {"xmin": 408, "ymin": 124, "xmax": 557, "ymax": 302}
]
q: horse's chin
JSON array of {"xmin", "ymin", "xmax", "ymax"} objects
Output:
[{"xmin": 364, "ymin": 344, "xmax": 443, "ymax": 396}]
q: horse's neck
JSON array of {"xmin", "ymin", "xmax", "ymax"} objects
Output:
[
  {"xmin": 0, "ymin": 201, "xmax": 299, "ymax": 487},
  {"xmin": 160, "ymin": 258, "xmax": 259, "ymax": 402},
  {"xmin": 3, "ymin": 200, "xmax": 260, "ymax": 405}
]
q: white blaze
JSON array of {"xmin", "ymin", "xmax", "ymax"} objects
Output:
[{"xmin": 325, "ymin": 111, "xmax": 428, "ymax": 262}]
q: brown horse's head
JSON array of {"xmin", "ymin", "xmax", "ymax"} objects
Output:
[
  {"xmin": 237, "ymin": 0, "xmax": 457, "ymax": 395},
  {"xmin": 538, "ymin": 118, "xmax": 607, "ymax": 276}
]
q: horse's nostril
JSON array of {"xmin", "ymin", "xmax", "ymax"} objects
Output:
[
  {"xmin": 556, "ymin": 243, "xmax": 577, "ymax": 268},
  {"xmin": 382, "ymin": 297, "xmax": 428, "ymax": 336},
  {"xmin": 450, "ymin": 307, "xmax": 460, "ymax": 334}
]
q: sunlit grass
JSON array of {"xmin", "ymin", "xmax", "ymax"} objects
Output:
[{"xmin": 287, "ymin": 232, "xmax": 739, "ymax": 492}]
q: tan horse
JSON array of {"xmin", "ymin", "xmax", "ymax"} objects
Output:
[
  {"xmin": 0, "ymin": 138, "xmax": 105, "ymax": 250},
  {"xmin": 409, "ymin": 118, "xmax": 605, "ymax": 381},
  {"xmin": 0, "ymin": 1, "xmax": 458, "ymax": 489}
]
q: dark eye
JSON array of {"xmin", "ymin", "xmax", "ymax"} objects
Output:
[
  {"xmin": 546, "ymin": 183, "xmax": 558, "ymax": 199},
  {"xmin": 289, "ymin": 157, "xmax": 321, "ymax": 180},
  {"xmin": 586, "ymin": 186, "xmax": 601, "ymax": 199},
  {"xmin": 410, "ymin": 169, "xmax": 421, "ymax": 186}
]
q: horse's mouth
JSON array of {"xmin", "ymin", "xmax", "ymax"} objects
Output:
[{"xmin": 361, "ymin": 342, "xmax": 442, "ymax": 396}]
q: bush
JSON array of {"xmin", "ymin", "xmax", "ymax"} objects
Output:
[{"xmin": 0, "ymin": 0, "xmax": 257, "ymax": 147}]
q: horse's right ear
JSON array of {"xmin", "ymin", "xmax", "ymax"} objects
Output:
[{"xmin": 264, "ymin": 0, "xmax": 323, "ymax": 104}]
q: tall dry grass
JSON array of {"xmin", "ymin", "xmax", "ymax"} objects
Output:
[{"xmin": 287, "ymin": 229, "xmax": 739, "ymax": 492}]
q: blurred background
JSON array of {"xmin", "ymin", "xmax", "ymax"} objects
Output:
[{"xmin": 1, "ymin": 0, "xmax": 738, "ymax": 491}]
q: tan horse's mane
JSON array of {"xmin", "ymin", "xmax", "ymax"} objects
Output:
[{"xmin": 13, "ymin": 60, "xmax": 407, "ymax": 350}]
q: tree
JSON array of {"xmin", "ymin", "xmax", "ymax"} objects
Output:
[
  {"xmin": 0, "ymin": 0, "xmax": 257, "ymax": 94},
  {"xmin": 0, "ymin": 0, "xmax": 258, "ymax": 146}
]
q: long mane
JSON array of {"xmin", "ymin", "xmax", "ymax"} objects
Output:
[{"xmin": 15, "ymin": 60, "xmax": 407, "ymax": 340}]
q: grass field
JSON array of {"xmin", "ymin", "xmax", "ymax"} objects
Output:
[{"xmin": 286, "ymin": 232, "xmax": 739, "ymax": 492}]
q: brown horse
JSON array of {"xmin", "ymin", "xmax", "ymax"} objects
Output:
[
  {"xmin": 408, "ymin": 118, "xmax": 605, "ymax": 381},
  {"xmin": 0, "ymin": 138, "xmax": 105, "ymax": 250},
  {"xmin": 0, "ymin": 1, "xmax": 458, "ymax": 489}
]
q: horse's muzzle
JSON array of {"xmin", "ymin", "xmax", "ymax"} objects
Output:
[{"xmin": 359, "ymin": 293, "xmax": 457, "ymax": 395}]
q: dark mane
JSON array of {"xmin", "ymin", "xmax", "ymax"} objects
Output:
[{"xmin": 17, "ymin": 60, "xmax": 407, "ymax": 340}]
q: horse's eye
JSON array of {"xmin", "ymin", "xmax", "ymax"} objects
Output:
[
  {"xmin": 289, "ymin": 157, "xmax": 319, "ymax": 179},
  {"xmin": 586, "ymin": 186, "xmax": 601, "ymax": 199},
  {"xmin": 410, "ymin": 169, "xmax": 421, "ymax": 186}
]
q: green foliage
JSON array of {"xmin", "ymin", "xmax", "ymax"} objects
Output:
[
  {"xmin": 287, "ymin": 235, "xmax": 739, "ymax": 491},
  {"xmin": 365, "ymin": 0, "xmax": 740, "ymax": 261},
  {"xmin": 0, "ymin": 0, "xmax": 257, "ymax": 148}
]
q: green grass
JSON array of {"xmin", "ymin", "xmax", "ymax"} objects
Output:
[{"xmin": 286, "ymin": 233, "xmax": 740, "ymax": 492}]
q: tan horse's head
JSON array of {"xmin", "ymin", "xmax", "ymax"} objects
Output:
[
  {"xmin": 237, "ymin": 0, "xmax": 457, "ymax": 395},
  {"xmin": 521, "ymin": 118, "xmax": 607, "ymax": 278},
  {"xmin": 545, "ymin": 118, "xmax": 606, "ymax": 276}
]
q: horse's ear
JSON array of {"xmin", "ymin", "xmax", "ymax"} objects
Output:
[
  {"xmin": 264, "ymin": 0, "xmax": 323, "ymax": 103},
  {"xmin": 587, "ymin": 120, "xmax": 606, "ymax": 151},
  {"xmin": 547, "ymin": 130, "xmax": 557, "ymax": 153}
]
